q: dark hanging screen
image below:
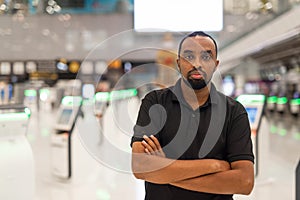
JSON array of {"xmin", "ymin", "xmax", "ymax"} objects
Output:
[{"xmin": 56, "ymin": 0, "xmax": 85, "ymax": 8}]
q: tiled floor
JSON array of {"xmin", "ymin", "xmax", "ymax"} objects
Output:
[{"xmin": 13, "ymin": 101, "xmax": 300, "ymax": 200}]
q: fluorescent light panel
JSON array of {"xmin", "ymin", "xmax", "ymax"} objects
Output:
[{"xmin": 134, "ymin": 0, "xmax": 223, "ymax": 32}]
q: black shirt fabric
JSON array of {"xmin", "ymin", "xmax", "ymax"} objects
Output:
[{"xmin": 131, "ymin": 79, "xmax": 254, "ymax": 200}]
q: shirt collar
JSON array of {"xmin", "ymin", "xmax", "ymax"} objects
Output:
[{"xmin": 171, "ymin": 78, "xmax": 220, "ymax": 106}]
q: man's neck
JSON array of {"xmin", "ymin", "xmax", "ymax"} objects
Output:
[{"xmin": 180, "ymin": 80, "xmax": 211, "ymax": 109}]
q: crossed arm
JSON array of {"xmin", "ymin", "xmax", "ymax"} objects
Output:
[{"xmin": 131, "ymin": 135, "xmax": 254, "ymax": 195}]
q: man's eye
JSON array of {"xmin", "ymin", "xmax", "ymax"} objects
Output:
[
  {"xmin": 183, "ymin": 54, "xmax": 194, "ymax": 60},
  {"xmin": 201, "ymin": 54, "xmax": 212, "ymax": 61}
]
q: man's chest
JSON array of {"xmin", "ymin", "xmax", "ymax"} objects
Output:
[{"xmin": 157, "ymin": 104, "xmax": 228, "ymax": 160}]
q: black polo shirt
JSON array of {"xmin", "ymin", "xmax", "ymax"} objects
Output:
[{"xmin": 131, "ymin": 79, "xmax": 254, "ymax": 200}]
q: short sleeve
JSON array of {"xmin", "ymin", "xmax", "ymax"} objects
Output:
[
  {"xmin": 130, "ymin": 91, "xmax": 164, "ymax": 147},
  {"xmin": 226, "ymin": 104, "xmax": 255, "ymax": 163}
]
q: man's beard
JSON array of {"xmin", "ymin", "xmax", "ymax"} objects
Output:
[
  {"xmin": 182, "ymin": 67, "xmax": 212, "ymax": 90},
  {"xmin": 182, "ymin": 77, "xmax": 208, "ymax": 90}
]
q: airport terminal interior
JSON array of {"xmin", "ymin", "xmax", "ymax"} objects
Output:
[{"xmin": 0, "ymin": 0, "xmax": 300, "ymax": 200}]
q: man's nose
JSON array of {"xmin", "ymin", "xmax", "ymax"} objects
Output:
[
  {"xmin": 192, "ymin": 66, "xmax": 203, "ymax": 73},
  {"xmin": 191, "ymin": 56, "xmax": 202, "ymax": 67}
]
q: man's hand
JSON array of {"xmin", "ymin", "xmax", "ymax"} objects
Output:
[
  {"xmin": 132, "ymin": 135, "xmax": 233, "ymax": 185},
  {"xmin": 142, "ymin": 135, "xmax": 166, "ymax": 157},
  {"xmin": 140, "ymin": 136, "xmax": 230, "ymax": 173},
  {"xmin": 140, "ymin": 135, "xmax": 253, "ymax": 195},
  {"xmin": 132, "ymin": 139, "xmax": 231, "ymax": 184}
]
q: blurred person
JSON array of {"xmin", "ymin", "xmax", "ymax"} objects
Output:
[
  {"xmin": 95, "ymin": 76, "xmax": 111, "ymax": 119},
  {"xmin": 95, "ymin": 75, "xmax": 111, "ymax": 93},
  {"xmin": 131, "ymin": 31, "xmax": 254, "ymax": 200}
]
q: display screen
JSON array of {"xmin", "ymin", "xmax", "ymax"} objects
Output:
[
  {"xmin": 134, "ymin": 0, "xmax": 223, "ymax": 32},
  {"xmin": 58, "ymin": 109, "xmax": 73, "ymax": 125},
  {"xmin": 56, "ymin": 0, "xmax": 84, "ymax": 8},
  {"xmin": 245, "ymin": 107, "xmax": 258, "ymax": 124}
]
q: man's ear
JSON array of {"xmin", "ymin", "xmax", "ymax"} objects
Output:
[
  {"xmin": 176, "ymin": 58, "xmax": 181, "ymax": 72},
  {"xmin": 214, "ymin": 60, "xmax": 220, "ymax": 72}
]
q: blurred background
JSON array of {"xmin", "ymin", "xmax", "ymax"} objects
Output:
[{"xmin": 0, "ymin": 0, "xmax": 299, "ymax": 200}]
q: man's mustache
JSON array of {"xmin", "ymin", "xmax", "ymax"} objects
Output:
[{"xmin": 187, "ymin": 67, "xmax": 207, "ymax": 78}]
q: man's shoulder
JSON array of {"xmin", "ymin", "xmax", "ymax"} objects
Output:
[
  {"xmin": 222, "ymin": 94, "xmax": 247, "ymax": 114},
  {"xmin": 143, "ymin": 86, "xmax": 175, "ymax": 103},
  {"xmin": 212, "ymin": 87, "xmax": 245, "ymax": 110},
  {"xmin": 147, "ymin": 86, "xmax": 174, "ymax": 96}
]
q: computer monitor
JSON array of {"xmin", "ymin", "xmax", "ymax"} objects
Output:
[
  {"xmin": 55, "ymin": 107, "xmax": 78, "ymax": 131},
  {"xmin": 244, "ymin": 106, "xmax": 261, "ymax": 130},
  {"xmin": 55, "ymin": 96, "xmax": 82, "ymax": 131},
  {"xmin": 245, "ymin": 107, "xmax": 257, "ymax": 124},
  {"xmin": 58, "ymin": 108, "xmax": 73, "ymax": 124},
  {"xmin": 236, "ymin": 94, "xmax": 265, "ymax": 131}
]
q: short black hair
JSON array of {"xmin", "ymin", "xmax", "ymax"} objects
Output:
[{"xmin": 178, "ymin": 31, "xmax": 218, "ymax": 58}]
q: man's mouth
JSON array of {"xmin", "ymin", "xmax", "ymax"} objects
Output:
[
  {"xmin": 188, "ymin": 68, "xmax": 206, "ymax": 80},
  {"xmin": 190, "ymin": 73, "xmax": 203, "ymax": 79}
]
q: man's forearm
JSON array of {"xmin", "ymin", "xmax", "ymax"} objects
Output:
[
  {"xmin": 134, "ymin": 156, "xmax": 228, "ymax": 184},
  {"xmin": 132, "ymin": 142, "xmax": 229, "ymax": 184},
  {"xmin": 170, "ymin": 161, "xmax": 254, "ymax": 195}
]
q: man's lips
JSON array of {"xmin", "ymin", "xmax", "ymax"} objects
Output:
[
  {"xmin": 187, "ymin": 68, "xmax": 206, "ymax": 80},
  {"xmin": 188, "ymin": 70, "xmax": 205, "ymax": 79},
  {"xmin": 190, "ymin": 74, "xmax": 203, "ymax": 79}
]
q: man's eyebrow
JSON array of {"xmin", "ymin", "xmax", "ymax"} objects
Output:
[
  {"xmin": 201, "ymin": 50, "xmax": 213, "ymax": 55},
  {"xmin": 181, "ymin": 50, "xmax": 213, "ymax": 56},
  {"xmin": 182, "ymin": 50, "xmax": 194, "ymax": 54}
]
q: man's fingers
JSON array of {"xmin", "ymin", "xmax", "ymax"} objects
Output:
[
  {"xmin": 144, "ymin": 148, "xmax": 151, "ymax": 155},
  {"xmin": 142, "ymin": 135, "xmax": 166, "ymax": 157},
  {"xmin": 143, "ymin": 135, "xmax": 158, "ymax": 151},
  {"xmin": 149, "ymin": 135, "xmax": 164, "ymax": 156},
  {"xmin": 150, "ymin": 135, "xmax": 162, "ymax": 149},
  {"xmin": 142, "ymin": 140, "xmax": 154, "ymax": 152}
]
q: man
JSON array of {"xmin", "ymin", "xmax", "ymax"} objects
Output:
[{"xmin": 131, "ymin": 31, "xmax": 254, "ymax": 200}]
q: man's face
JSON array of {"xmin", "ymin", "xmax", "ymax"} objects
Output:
[{"xmin": 177, "ymin": 36, "xmax": 219, "ymax": 90}]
